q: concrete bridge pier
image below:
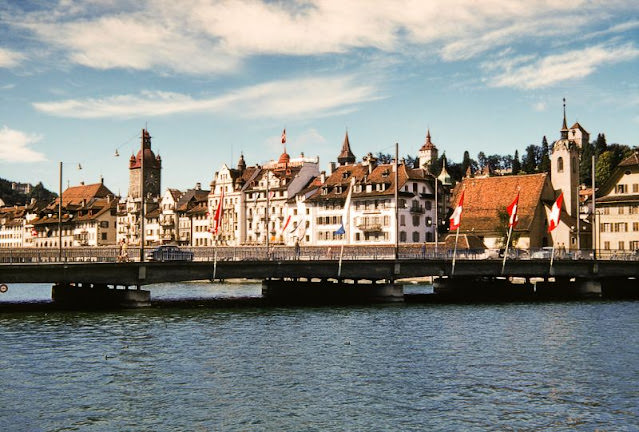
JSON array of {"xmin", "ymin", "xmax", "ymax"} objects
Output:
[
  {"xmin": 534, "ymin": 277, "xmax": 602, "ymax": 299},
  {"xmin": 262, "ymin": 278, "xmax": 403, "ymax": 304},
  {"xmin": 52, "ymin": 282, "xmax": 151, "ymax": 308},
  {"xmin": 433, "ymin": 277, "xmax": 534, "ymax": 301},
  {"xmin": 601, "ymin": 277, "xmax": 639, "ymax": 299}
]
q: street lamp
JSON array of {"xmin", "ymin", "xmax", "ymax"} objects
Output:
[{"xmin": 58, "ymin": 161, "xmax": 82, "ymax": 261}]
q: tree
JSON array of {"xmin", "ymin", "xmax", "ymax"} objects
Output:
[
  {"xmin": 539, "ymin": 136, "xmax": 551, "ymax": 173},
  {"xmin": 461, "ymin": 151, "xmax": 471, "ymax": 177},
  {"xmin": 521, "ymin": 144, "xmax": 539, "ymax": 173},
  {"xmin": 594, "ymin": 133, "xmax": 607, "ymax": 156},
  {"xmin": 375, "ymin": 152, "xmax": 393, "ymax": 164},
  {"xmin": 477, "ymin": 151, "xmax": 487, "ymax": 169},
  {"xmin": 512, "ymin": 150, "xmax": 521, "ymax": 175},
  {"xmin": 405, "ymin": 154, "xmax": 418, "ymax": 168},
  {"xmin": 579, "ymin": 141, "xmax": 594, "ymax": 186},
  {"xmin": 595, "ymin": 151, "xmax": 615, "ymax": 186}
]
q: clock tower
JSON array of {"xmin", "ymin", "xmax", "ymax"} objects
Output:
[{"xmin": 128, "ymin": 128, "xmax": 162, "ymax": 199}]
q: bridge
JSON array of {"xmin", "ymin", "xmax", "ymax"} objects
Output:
[{"xmin": 1, "ymin": 246, "xmax": 638, "ymax": 306}]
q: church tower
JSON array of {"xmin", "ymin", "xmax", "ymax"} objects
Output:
[
  {"xmin": 128, "ymin": 128, "xmax": 162, "ymax": 200},
  {"xmin": 337, "ymin": 131, "xmax": 356, "ymax": 166},
  {"xmin": 418, "ymin": 129, "xmax": 438, "ymax": 169},
  {"xmin": 550, "ymin": 99, "xmax": 579, "ymax": 218}
]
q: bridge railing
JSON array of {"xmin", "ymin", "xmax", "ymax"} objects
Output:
[{"xmin": 0, "ymin": 246, "xmax": 637, "ymax": 263}]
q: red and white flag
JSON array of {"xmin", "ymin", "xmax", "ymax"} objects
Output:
[
  {"xmin": 213, "ymin": 189, "xmax": 224, "ymax": 234},
  {"xmin": 31, "ymin": 228, "xmax": 37, "ymax": 237},
  {"xmin": 281, "ymin": 128, "xmax": 286, "ymax": 144},
  {"xmin": 281, "ymin": 214, "xmax": 291, "ymax": 234},
  {"xmin": 507, "ymin": 193, "xmax": 519, "ymax": 228},
  {"xmin": 449, "ymin": 191, "xmax": 464, "ymax": 230},
  {"xmin": 548, "ymin": 192, "xmax": 563, "ymax": 232}
]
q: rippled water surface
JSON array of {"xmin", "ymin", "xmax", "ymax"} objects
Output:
[{"xmin": 1, "ymin": 283, "xmax": 638, "ymax": 431}]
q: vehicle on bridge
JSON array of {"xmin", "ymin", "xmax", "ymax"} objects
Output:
[{"xmin": 146, "ymin": 245, "xmax": 194, "ymax": 262}]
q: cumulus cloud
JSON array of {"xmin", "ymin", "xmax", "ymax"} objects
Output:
[
  {"xmin": 0, "ymin": 126, "xmax": 46, "ymax": 162},
  {"xmin": 488, "ymin": 43, "xmax": 639, "ymax": 89},
  {"xmin": 33, "ymin": 75, "xmax": 382, "ymax": 119}
]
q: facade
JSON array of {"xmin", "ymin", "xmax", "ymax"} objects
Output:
[
  {"xmin": 31, "ymin": 182, "xmax": 117, "ymax": 248},
  {"xmin": 595, "ymin": 151, "xmax": 639, "ymax": 253}
]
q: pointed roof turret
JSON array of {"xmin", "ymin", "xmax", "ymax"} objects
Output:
[
  {"xmin": 420, "ymin": 129, "xmax": 436, "ymax": 151},
  {"xmin": 237, "ymin": 153, "xmax": 246, "ymax": 171},
  {"xmin": 438, "ymin": 157, "xmax": 452, "ymax": 185},
  {"xmin": 337, "ymin": 131, "xmax": 356, "ymax": 165}
]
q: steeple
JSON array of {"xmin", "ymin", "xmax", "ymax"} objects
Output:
[
  {"xmin": 237, "ymin": 152, "xmax": 246, "ymax": 171},
  {"xmin": 560, "ymin": 98, "xmax": 569, "ymax": 140},
  {"xmin": 418, "ymin": 128, "xmax": 438, "ymax": 169},
  {"xmin": 337, "ymin": 131, "xmax": 356, "ymax": 165}
]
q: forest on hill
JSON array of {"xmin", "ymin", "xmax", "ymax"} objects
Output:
[{"xmin": 0, "ymin": 178, "xmax": 57, "ymax": 206}]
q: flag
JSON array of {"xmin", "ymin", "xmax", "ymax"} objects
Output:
[
  {"xmin": 281, "ymin": 128, "xmax": 286, "ymax": 144},
  {"xmin": 548, "ymin": 192, "xmax": 563, "ymax": 232},
  {"xmin": 31, "ymin": 228, "xmax": 37, "ymax": 237},
  {"xmin": 296, "ymin": 219, "xmax": 307, "ymax": 238},
  {"xmin": 507, "ymin": 192, "xmax": 519, "ymax": 228},
  {"xmin": 281, "ymin": 214, "xmax": 291, "ymax": 234},
  {"xmin": 213, "ymin": 188, "xmax": 224, "ymax": 234},
  {"xmin": 334, "ymin": 225, "xmax": 345, "ymax": 235},
  {"xmin": 449, "ymin": 191, "xmax": 464, "ymax": 230}
]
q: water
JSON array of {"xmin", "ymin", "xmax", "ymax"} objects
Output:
[{"xmin": 1, "ymin": 283, "xmax": 638, "ymax": 431}]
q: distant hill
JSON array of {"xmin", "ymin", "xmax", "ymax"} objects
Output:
[{"xmin": 0, "ymin": 177, "xmax": 57, "ymax": 206}]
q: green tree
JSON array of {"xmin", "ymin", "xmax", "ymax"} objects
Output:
[
  {"xmin": 595, "ymin": 151, "xmax": 615, "ymax": 186},
  {"xmin": 461, "ymin": 151, "xmax": 471, "ymax": 177},
  {"xmin": 521, "ymin": 144, "xmax": 538, "ymax": 173},
  {"xmin": 512, "ymin": 150, "xmax": 521, "ymax": 175},
  {"xmin": 539, "ymin": 136, "xmax": 551, "ymax": 173},
  {"xmin": 579, "ymin": 141, "xmax": 594, "ymax": 186},
  {"xmin": 594, "ymin": 133, "xmax": 607, "ymax": 156}
]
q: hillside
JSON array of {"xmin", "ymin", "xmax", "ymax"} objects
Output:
[{"xmin": 0, "ymin": 177, "xmax": 57, "ymax": 206}]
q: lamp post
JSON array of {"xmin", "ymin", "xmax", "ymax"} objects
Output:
[{"xmin": 58, "ymin": 161, "xmax": 82, "ymax": 262}]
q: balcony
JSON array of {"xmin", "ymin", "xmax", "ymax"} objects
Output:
[
  {"xmin": 357, "ymin": 223, "xmax": 383, "ymax": 232},
  {"xmin": 409, "ymin": 205, "xmax": 424, "ymax": 214},
  {"xmin": 160, "ymin": 218, "xmax": 174, "ymax": 227}
]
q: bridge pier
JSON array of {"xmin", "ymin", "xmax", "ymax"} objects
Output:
[
  {"xmin": 534, "ymin": 277, "xmax": 602, "ymax": 299},
  {"xmin": 52, "ymin": 283, "xmax": 151, "ymax": 308},
  {"xmin": 432, "ymin": 277, "xmax": 534, "ymax": 301},
  {"xmin": 601, "ymin": 277, "xmax": 639, "ymax": 299},
  {"xmin": 262, "ymin": 278, "xmax": 403, "ymax": 304}
]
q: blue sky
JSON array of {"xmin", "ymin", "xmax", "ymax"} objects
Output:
[{"xmin": 1, "ymin": 0, "xmax": 638, "ymax": 196}]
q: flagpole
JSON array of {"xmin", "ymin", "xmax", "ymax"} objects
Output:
[
  {"xmin": 501, "ymin": 224, "xmax": 513, "ymax": 275},
  {"xmin": 451, "ymin": 226, "xmax": 460, "ymax": 275},
  {"xmin": 213, "ymin": 240, "xmax": 218, "ymax": 280},
  {"xmin": 549, "ymin": 242, "xmax": 556, "ymax": 271}
]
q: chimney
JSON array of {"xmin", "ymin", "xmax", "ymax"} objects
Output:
[
  {"xmin": 328, "ymin": 162, "xmax": 336, "ymax": 175},
  {"xmin": 80, "ymin": 181, "xmax": 85, "ymax": 185},
  {"xmin": 100, "ymin": 175, "xmax": 104, "ymax": 184},
  {"xmin": 320, "ymin": 171, "xmax": 326, "ymax": 183},
  {"xmin": 195, "ymin": 182, "xmax": 201, "ymax": 190}
]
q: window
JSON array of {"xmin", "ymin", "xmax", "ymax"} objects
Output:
[
  {"xmin": 425, "ymin": 201, "xmax": 432, "ymax": 211},
  {"xmin": 616, "ymin": 184, "xmax": 627, "ymax": 194},
  {"xmin": 101, "ymin": 233, "xmax": 107, "ymax": 240},
  {"xmin": 400, "ymin": 215, "xmax": 405, "ymax": 226},
  {"xmin": 412, "ymin": 232, "xmax": 420, "ymax": 242},
  {"xmin": 412, "ymin": 215, "xmax": 420, "ymax": 227},
  {"xmin": 100, "ymin": 221, "xmax": 109, "ymax": 228},
  {"xmin": 557, "ymin": 157, "xmax": 564, "ymax": 173},
  {"xmin": 633, "ymin": 184, "xmax": 638, "ymax": 193},
  {"xmin": 631, "ymin": 241, "xmax": 639, "ymax": 250},
  {"xmin": 618, "ymin": 241, "xmax": 625, "ymax": 250},
  {"xmin": 412, "ymin": 183, "xmax": 418, "ymax": 193},
  {"xmin": 633, "ymin": 222, "xmax": 639, "ymax": 231},
  {"xmin": 619, "ymin": 206, "xmax": 625, "ymax": 215},
  {"xmin": 399, "ymin": 231, "xmax": 407, "ymax": 242},
  {"xmin": 604, "ymin": 241, "xmax": 610, "ymax": 250}
]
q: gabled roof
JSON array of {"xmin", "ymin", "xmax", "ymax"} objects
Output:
[
  {"xmin": 450, "ymin": 173, "xmax": 551, "ymax": 233},
  {"xmin": 167, "ymin": 188, "xmax": 182, "ymax": 201},
  {"xmin": 569, "ymin": 122, "xmax": 589, "ymax": 134},
  {"xmin": 598, "ymin": 151, "xmax": 639, "ymax": 197},
  {"xmin": 420, "ymin": 130, "xmax": 436, "ymax": 151},
  {"xmin": 58, "ymin": 183, "xmax": 113, "ymax": 206}
]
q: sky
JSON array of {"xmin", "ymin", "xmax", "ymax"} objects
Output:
[{"xmin": 1, "ymin": 0, "xmax": 638, "ymax": 196}]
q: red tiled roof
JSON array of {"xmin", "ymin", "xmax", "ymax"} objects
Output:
[
  {"xmin": 58, "ymin": 183, "xmax": 113, "ymax": 206},
  {"xmin": 450, "ymin": 173, "xmax": 550, "ymax": 233}
]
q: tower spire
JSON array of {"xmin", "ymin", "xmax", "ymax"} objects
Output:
[
  {"xmin": 561, "ymin": 97, "xmax": 568, "ymax": 139},
  {"xmin": 337, "ymin": 130, "xmax": 356, "ymax": 165}
]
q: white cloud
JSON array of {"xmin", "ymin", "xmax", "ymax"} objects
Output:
[
  {"xmin": 0, "ymin": 126, "xmax": 46, "ymax": 162},
  {"xmin": 11, "ymin": 0, "xmax": 637, "ymax": 74},
  {"xmin": 0, "ymin": 48, "xmax": 24, "ymax": 68},
  {"xmin": 33, "ymin": 76, "xmax": 382, "ymax": 119},
  {"xmin": 488, "ymin": 43, "xmax": 639, "ymax": 89}
]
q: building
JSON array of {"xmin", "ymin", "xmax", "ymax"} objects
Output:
[
  {"xmin": 450, "ymin": 102, "xmax": 584, "ymax": 250},
  {"xmin": 418, "ymin": 129, "xmax": 438, "ymax": 169},
  {"xmin": 305, "ymin": 133, "xmax": 441, "ymax": 246},
  {"xmin": 595, "ymin": 151, "xmax": 639, "ymax": 253},
  {"xmin": 117, "ymin": 128, "xmax": 163, "ymax": 246},
  {"xmin": 31, "ymin": 182, "xmax": 117, "ymax": 247}
]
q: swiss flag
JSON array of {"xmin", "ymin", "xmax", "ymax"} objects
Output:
[
  {"xmin": 548, "ymin": 192, "xmax": 563, "ymax": 232},
  {"xmin": 281, "ymin": 128, "xmax": 286, "ymax": 144},
  {"xmin": 507, "ymin": 193, "xmax": 519, "ymax": 228},
  {"xmin": 213, "ymin": 189, "xmax": 224, "ymax": 234},
  {"xmin": 449, "ymin": 191, "xmax": 464, "ymax": 230}
]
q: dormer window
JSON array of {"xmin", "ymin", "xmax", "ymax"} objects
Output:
[
  {"xmin": 335, "ymin": 186, "xmax": 343, "ymax": 194},
  {"xmin": 321, "ymin": 187, "xmax": 328, "ymax": 195},
  {"xmin": 342, "ymin": 171, "xmax": 350, "ymax": 179},
  {"xmin": 354, "ymin": 184, "xmax": 362, "ymax": 193},
  {"xmin": 382, "ymin": 169, "xmax": 390, "ymax": 177}
]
